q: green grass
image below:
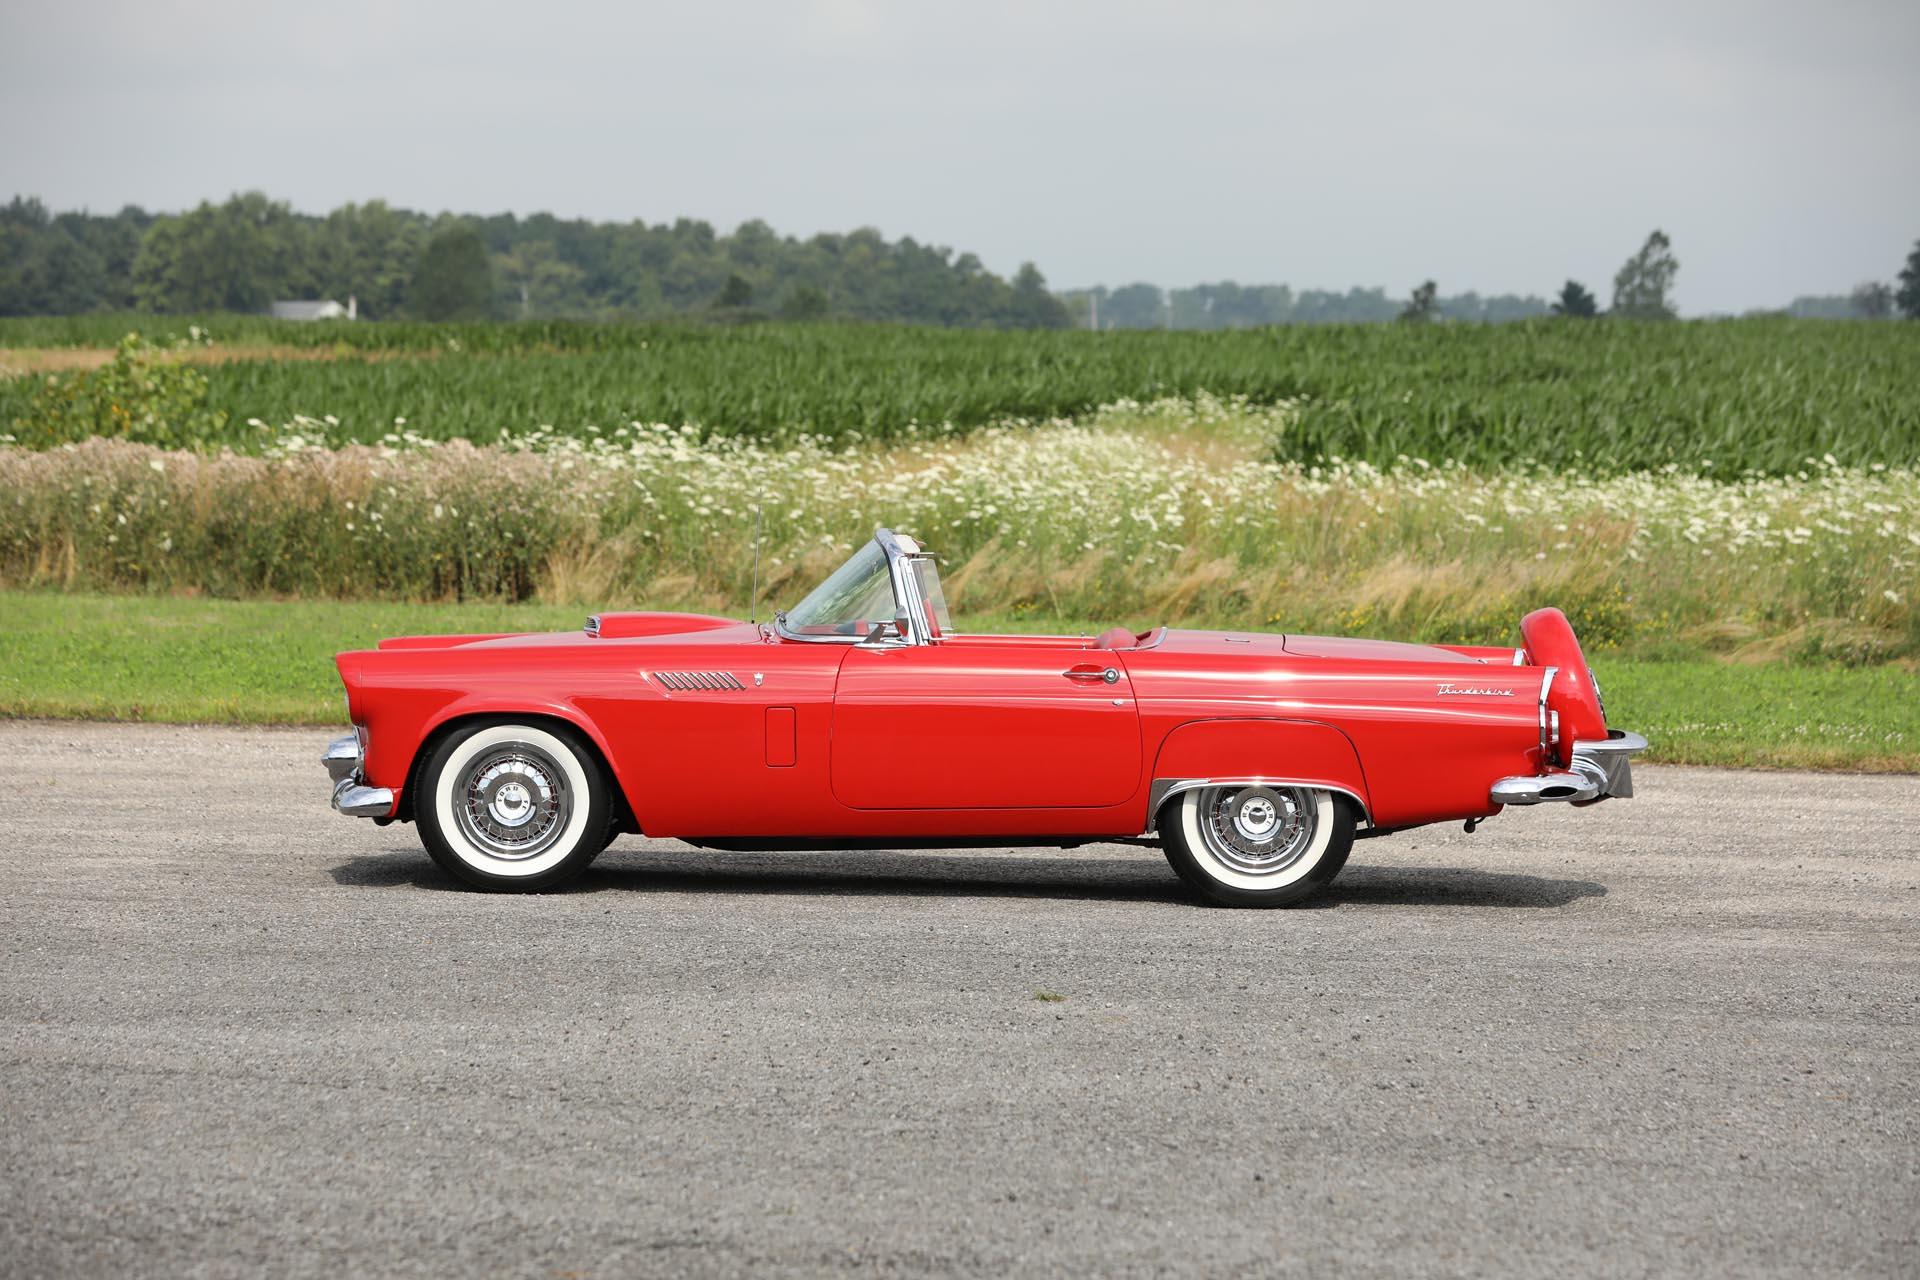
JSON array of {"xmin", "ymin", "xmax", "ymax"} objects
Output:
[
  {"xmin": 2, "ymin": 592, "xmax": 1911, "ymax": 772},
  {"xmin": 5, "ymin": 315, "xmax": 1917, "ymax": 472},
  {"xmin": 1600, "ymin": 661, "xmax": 1917, "ymax": 773},
  {"xmin": 0, "ymin": 592, "xmax": 588, "ymax": 723}
]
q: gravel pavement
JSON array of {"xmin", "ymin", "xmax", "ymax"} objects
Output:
[{"xmin": 2, "ymin": 721, "xmax": 1916, "ymax": 1277}]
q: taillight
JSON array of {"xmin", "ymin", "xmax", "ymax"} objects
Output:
[{"xmin": 1521, "ymin": 607, "xmax": 1607, "ymax": 758}]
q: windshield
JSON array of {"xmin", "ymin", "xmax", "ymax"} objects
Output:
[
  {"xmin": 781, "ymin": 540, "xmax": 897, "ymax": 636},
  {"xmin": 913, "ymin": 558, "xmax": 953, "ymax": 635}
]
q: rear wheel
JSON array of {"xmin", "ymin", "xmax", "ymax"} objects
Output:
[
  {"xmin": 416, "ymin": 720, "xmax": 613, "ymax": 891},
  {"xmin": 1160, "ymin": 784, "xmax": 1356, "ymax": 907}
]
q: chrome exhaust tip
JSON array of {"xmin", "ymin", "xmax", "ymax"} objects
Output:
[
  {"xmin": 1492, "ymin": 728, "xmax": 1648, "ymax": 807},
  {"xmin": 1491, "ymin": 772, "xmax": 1599, "ymax": 805}
]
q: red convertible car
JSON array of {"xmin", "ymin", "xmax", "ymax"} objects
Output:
[{"xmin": 324, "ymin": 528, "xmax": 1644, "ymax": 905}]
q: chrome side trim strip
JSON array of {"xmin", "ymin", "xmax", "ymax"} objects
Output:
[{"xmin": 1146, "ymin": 777, "xmax": 1372, "ymax": 834}]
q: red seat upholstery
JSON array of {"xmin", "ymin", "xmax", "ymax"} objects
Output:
[{"xmin": 1092, "ymin": 627, "xmax": 1137, "ymax": 651}]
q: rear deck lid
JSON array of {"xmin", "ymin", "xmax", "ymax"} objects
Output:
[{"xmin": 1280, "ymin": 635, "xmax": 1479, "ymax": 663}]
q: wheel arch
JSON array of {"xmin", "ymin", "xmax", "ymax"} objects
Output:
[
  {"xmin": 1147, "ymin": 718, "xmax": 1373, "ymax": 829},
  {"xmin": 401, "ymin": 707, "xmax": 639, "ymax": 835}
]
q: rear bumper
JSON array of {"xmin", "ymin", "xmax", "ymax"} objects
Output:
[
  {"xmin": 1491, "ymin": 730, "xmax": 1648, "ymax": 806},
  {"xmin": 324, "ymin": 732, "xmax": 396, "ymax": 819}
]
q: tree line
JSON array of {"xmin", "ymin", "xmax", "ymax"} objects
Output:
[
  {"xmin": 5, "ymin": 197, "xmax": 1916, "ymax": 329},
  {"xmin": 1071, "ymin": 233, "xmax": 1920, "ymax": 329},
  {"xmin": 1073, "ymin": 232, "xmax": 1683, "ymax": 330},
  {"xmin": 0, "ymin": 193, "xmax": 1071, "ymax": 328},
  {"xmin": 1059, "ymin": 232, "xmax": 1686, "ymax": 331},
  {"xmin": 1787, "ymin": 257, "xmax": 1920, "ymax": 321},
  {"xmin": 1059, "ymin": 282, "xmax": 1553, "ymax": 329}
]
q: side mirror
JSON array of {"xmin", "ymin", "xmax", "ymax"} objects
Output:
[{"xmin": 866, "ymin": 618, "xmax": 901, "ymax": 641}]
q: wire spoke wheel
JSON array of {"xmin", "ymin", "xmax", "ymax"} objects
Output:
[
  {"xmin": 420, "ymin": 721, "xmax": 612, "ymax": 890},
  {"xmin": 453, "ymin": 743, "xmax": 572, "ymax": 860},
  {"xmin": 1161, "ymin": 782, "xmax": 1355, "ymax": 906},
  {"xmin": 1198, "ymin": 785, "xmax": 1316, "ymax": 875}
]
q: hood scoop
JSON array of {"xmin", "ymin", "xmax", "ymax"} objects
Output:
[{"xmin": 586, "ymin": 611, "xmax": 737, "ymax": 639}]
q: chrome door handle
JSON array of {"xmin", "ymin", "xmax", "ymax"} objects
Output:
[{"xmin": 1064, "ymin": 667, "xmax": 1120, "ymax": 684}]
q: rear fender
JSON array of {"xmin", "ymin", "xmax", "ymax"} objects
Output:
[
  {"xmin": 1520, "ymin": 607, "xmax": 1607, "ymax": 759},
  {"xmin": 1148, "ymin": 719, "xmax": 1372, "ymax": 827}
]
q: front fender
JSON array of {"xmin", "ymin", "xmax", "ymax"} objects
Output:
[
  {"xmin": 363, "ymin": 692, "xmax": 633, "ymax": 822},
  {"xmin": 1148, "ymin": 718, "xmax": 1372, "ymax": 824}
]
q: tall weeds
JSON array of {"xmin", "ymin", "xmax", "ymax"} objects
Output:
[{"xmin": 4, "ymin": 398, "xmax": 1913, "ymax": 659}]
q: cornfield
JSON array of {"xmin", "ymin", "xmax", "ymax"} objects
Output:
[{"xmin": 4, "ymin": 316, "xmax": 1916, "ymax": 473}]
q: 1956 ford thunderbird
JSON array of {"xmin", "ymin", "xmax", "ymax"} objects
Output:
[{"xmin": 324, "ymin": 528, "xmax": 1646, "ymax": 905}]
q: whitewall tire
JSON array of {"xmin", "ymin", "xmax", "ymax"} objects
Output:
[
  {"xmin": 1160, "ymin": 784, "xmax": 1355, "ymax": 907},
  {"xmin": 416, "ymin": 720, "xmax": 613, "ymax": 891}
]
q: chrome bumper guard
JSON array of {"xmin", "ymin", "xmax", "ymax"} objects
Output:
[
  {"xmin": 324, "ymin": 732, "xmax": 394, "ymax": 819},
  {"xmin": 1491, "ymin": 730, "xmax": 1648, "ymax": 806}
]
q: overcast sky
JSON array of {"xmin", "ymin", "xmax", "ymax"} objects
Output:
[{"xmin": 3, "ymin": 0, "xmax": 1916, "ymax": 313}]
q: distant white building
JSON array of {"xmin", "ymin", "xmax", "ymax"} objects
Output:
[{"xmin": 270, "ymin": 296, "xmax": 357, "ymax": 321}]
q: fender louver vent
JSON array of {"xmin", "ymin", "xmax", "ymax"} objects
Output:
[{"xmin": 652, "ymin": 670, "xmax": 746, "ymax": 692}]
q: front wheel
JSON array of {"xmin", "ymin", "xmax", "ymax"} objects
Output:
[
  {"xmin": 1160, "ymin": 784, "xmax": 1356, "ymax": 907},
  {"xmin": 416, "ymin": 720, "xmax": 613, "ymax": 891}
]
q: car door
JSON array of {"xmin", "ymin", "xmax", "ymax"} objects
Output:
[
  {"xmin": 829, "ymin": 642, "xmax": 1141, "ymax": 809},
  {"xmin": 579, "ymin": 635, "xmax": 848, "ymax": 838}
]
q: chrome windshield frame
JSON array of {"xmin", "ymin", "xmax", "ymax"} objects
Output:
[{"xmin": 772, "ymin": 527, "xmax": 934, "ymax": 648}]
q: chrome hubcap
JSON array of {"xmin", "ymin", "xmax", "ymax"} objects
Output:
[
  {"xmin": 455, "ymin": 744, "xmax": 571, "ymax": 861},
  {"xmin": 1234, "ymin": 794, "xmax": 1280, "ymax": 841},
  {"xmin": 489, "ymin": 779, "xmax": 534, "ymax": 827},
  {"xmin": 1200, "ymin": 785, "xmax": 1316, "ymax": 874}
]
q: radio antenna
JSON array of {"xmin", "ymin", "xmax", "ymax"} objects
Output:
[{"xmin": 748, "ymin": 500, "xmax": 764, "ymax": 624}]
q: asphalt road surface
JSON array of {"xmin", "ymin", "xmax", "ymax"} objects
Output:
[{"xmin": 2, "ymin": 722, "xmax": 1916, "ymax": 1277}]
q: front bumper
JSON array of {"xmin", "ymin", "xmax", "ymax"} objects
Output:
[
  {"xmin": 324, "ymin": 732, "xmax": 395, "ymax": 819},
  {"xmin": 1491, "ymin": 729, "xmax": 1648, "ymax": 806}
]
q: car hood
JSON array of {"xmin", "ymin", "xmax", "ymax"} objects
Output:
[{"xmin": 372, "ymin": 613, "xmax": 751, "ymax": 652}]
